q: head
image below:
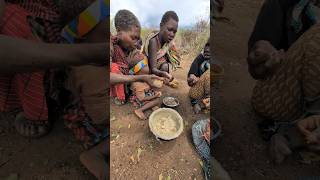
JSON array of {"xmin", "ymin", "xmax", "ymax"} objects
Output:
[
  {"xmin": 203, "ymin": 41, "xmax": 210, "ymax": 59},
  {"xmin": 115, "ymin": 10, "xmax": 141, "ymax": 51},
  {"xmin": 159, "ymin": 11, "xmax": 179, "ymax": 43}
]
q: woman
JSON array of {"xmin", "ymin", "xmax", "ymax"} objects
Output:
[
  {"xmin": 188, "ymin": 41, "xmax": 211, "ymax": 114},
  {"xmin": 247, "ymin": 0, "xmax": 320, "ymax": 163},
  {"xmin": 143, "ymin": 11, "xmax": 181, "ymax": 85}
]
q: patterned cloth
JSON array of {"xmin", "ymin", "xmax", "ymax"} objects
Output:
[
  {"xmin": 5, "ymin": 0, "xmax": 62, "ymax": 43},
  {"xmin": 192, "ymin": 119, "xmax": 211, "ymax": 180},
  {"xmin": 189, "ymin": 70, "xmax": 210, "ymax": 105},
  {"xmin": 252, "ymin": 23, "xmax": 320, "ymax": 123},
  {"xmin": 61, "ymin": 0, "xmax": 109, "ymax": 43},
  {"xmin": 129, "ymin": 58, "xmax": 148, "ymax": 75},
  {"xmin": 291, "ymin": 0, "xmax": 318, "ymax": 33},
  {"xmin": 143, "ymin": 31, "xmax": 181, "ymax": 70},
  {"xmin": 0, "ymin": 4, "xmax": 48, "ymax": 121},
  {"xmin": 61, "ymin": 1, "xmax": 108, "ymax": 148}
]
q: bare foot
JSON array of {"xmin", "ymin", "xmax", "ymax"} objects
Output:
[
  {"xmin": 193, "ymin": 104, "xmax": 202, "ymax": 114},
  {"xmin": 269, "ymin": 134, "xmax": 292, "ymax": 164},
  {"xmin": 202, "ymin": 98, "xmax": 210, "ymax": 108},
  {"xmin": 155, "ymin": 91, "xmax": 162, "ymax": 98},
  {"xmin": 14, "ymin": 112, "xmax": 50, "ymax": 138},
  {"xmin": 152, "ymin": 106, "xmax": 160, "ymax": 111},
  {"xmin": 134, "ymin": 109, "xmax": 147, "ymax": 120}
]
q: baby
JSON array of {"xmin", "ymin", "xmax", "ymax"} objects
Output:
[{"xmin": 128, "ymin": 51, "xmax": 162, "ymax": 120}]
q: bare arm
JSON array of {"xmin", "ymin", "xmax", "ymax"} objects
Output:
[
  {"xmin": 110, "ymin": 73, "xmax": 164, "ymax": 87},
  {"xmin": 0, "ymin": 35, "xmax": 108, "ymax": 74},
  {"xmin": 148, "ymin": 38, "xmax": 166, "ymax": 77}
]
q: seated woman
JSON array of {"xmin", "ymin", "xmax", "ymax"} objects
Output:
[
  {"xmin": 128, "ymin": 51, "xmax": 162, "ymax": 120},
  {"xmin": 143, "ymin": 11, "xmax": 181, "ymax": 87},
  {"xmin": 187, "ymin": 41, "xmax": 211, "ymax": 114},
  {"xmin": 110, "ymin": 9, "xmax": 143, "ymax": 105},
  {"xmin": 59, "ymin": 1, "xmax": 109, "ymax": 179}
]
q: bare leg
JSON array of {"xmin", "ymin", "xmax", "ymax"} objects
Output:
[{"xmin": 134, "ymin": 98, "xmax": 161, "ymax": 120}]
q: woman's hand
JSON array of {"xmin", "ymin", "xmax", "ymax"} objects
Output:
[
  {"xmin": 140, "ymin": 74, "xmax": 164, "ymax": 88},
  {"xmin": 297, "ymin": 115, "xmax": 320, "ymax": 144},
  {"xmin": 187, "ymin": 74, "xmax": 199, "ymax": 86},
  {"xmin": 247, "ymin": 40, "xmax": 283, "ymax": 80},
  {"xmin": 163, "ymin": 72, "xmax": 173, "ymax": 82}
]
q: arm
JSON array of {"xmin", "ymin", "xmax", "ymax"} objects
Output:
[
  {"xmin": 0, "ymin": 35, "xmax": 107, "ymax": 73},
  {"xmin": 187, "ymin": 55, "xmax": 201, "ymax": 86},
  {"xmin": 148, "ymin": 38, "xmax": 167, "ymax": 77},
  {"xmin": 110, "ymin": 73, "xmax": 163, "ymax": 86}
]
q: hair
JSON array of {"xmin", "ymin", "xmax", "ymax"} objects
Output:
[
  {"xmin": 56, "ymin": 0, "xmax": 95, "ymax": 25},
  {"xmin": 114, "ymin": 9, "xmax": 141, "ymax": 31},
  {"xmin": 160, "ymin": 11, "xmax": 179, "ymax": 25}
]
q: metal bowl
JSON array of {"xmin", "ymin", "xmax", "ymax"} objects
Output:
[
  {"xmin": 149, "ymin": 108, "xmax": 184, "ymax": 140},
  {"xmin": 162, "ymin": 96, "xmax": 180, "ymax": 108}
]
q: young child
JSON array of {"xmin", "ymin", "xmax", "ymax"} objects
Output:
[{"xmin": 128, "ymin": 51, "xmax": 162, "ymax": 120}]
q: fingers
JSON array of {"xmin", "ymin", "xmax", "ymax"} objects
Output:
[{"xmin": 297, "ymin": 122, "xmax": 312, "ymax": 137}]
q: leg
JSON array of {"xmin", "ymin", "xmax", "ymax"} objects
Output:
[
  {"xmin": 189, "ymin": 71, "xmax": 210, "ymax": 100},
  {"xmin": 14, "ymin": 72, "xmax": 50, "ymax": 138},
  {"xmin": 252, "ymin": 24, "xmax": 320, "ymax": 122},
  {"xmin": 189, "ymin": 71, "xmax": 210, "ymax": 113},
  {"xmin": 134, "ymin": 98, "xmax": 160, "ymax": 120},
  {"xmin": 159, "ymin": 62, "xmax": 172, "ymax": 73},
  {"xmin": 80, "ymin": 139, "xmax": 109, "ymax": 180},
  {"xmin": 110, "ymin": 63, "xmax": 125, "ymax": 104},
  {"xmin": 70, "ymin": 65, "xmax": 108, "ymax": 124},
  {"xmin": 0, "ymin": 76, "xmax": 20, "ymax": 112}
]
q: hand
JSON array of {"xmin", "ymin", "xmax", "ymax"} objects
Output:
[
  {"xmin": 140, "ymin": 74, "xmax": 164, "ymax": 88},
  {"xmin": 297, "ymin": 115, "xmax": 320, "ymax": 144},
  {"xmin": 187, "ymin": 74, "xmax": 199, "ymax": 86},
  {"xmin": 247, "ymin": 40, "xmax": 282, "ymax": 78},
  {"xmin": 163, "ymin": 72, "xmax": 173, "ymax": 82}
]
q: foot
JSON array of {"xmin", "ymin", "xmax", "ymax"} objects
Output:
[
  {"xmin": 155, "ymin": 91, "xmax": 162, "ymax": 98},
  {"xmin": 14, "ymin": 112, "xmax": 50, "ymax": 138},
  {"xmin": 269, "ymin": 134, "xmax": 292, "ymax": 164},
  {"xmin": 193, "ymin": 103, "xmax": 202, "ymax": 114},
  {"xmin": 134, "ymin": 109, "xmax": 147, "ymax": 120},
  {"xmin": 152, "ymin": 106, "xmax": 160, "ymax": 111},
  {"xmin": 202, "ymin": 98, "xmax": 210, "ymax": 108}
]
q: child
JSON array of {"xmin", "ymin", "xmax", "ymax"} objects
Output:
[{"xmin": 128, "ymin": 51, "xmax": 162, "ymax": 120}]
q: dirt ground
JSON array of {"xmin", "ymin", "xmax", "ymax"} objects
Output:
[
  {"xmin": 0, "ymin": 113, "xmax": 95, "ymax": 179},
  {"xmin": 213, "ymin": 0, "xmax": 320, "ymax": 179},
  {"xmin": 110, "ymin": 55, "xmax": 209, "ymax": 180}
]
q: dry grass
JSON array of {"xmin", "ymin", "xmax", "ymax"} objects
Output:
[{"xmin": 111, "ymin": 17, "xmax": 210, "ymax": 58}]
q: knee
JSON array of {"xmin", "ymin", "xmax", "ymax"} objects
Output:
[{"xmin": 160, "ymin": 63, "xmax": 170, "ymax": 72}]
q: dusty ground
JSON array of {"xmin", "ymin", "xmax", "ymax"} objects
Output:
[
  {"xmin": 214, "ymin": 0, "xmax": 320, "ymax": 179},
  {"xmin": 0, "ymin": 113, "xmax": 95, "ymax": 180},
  {"xmin": 110, "ymin": 55, "xmax": 209, "ymax": 180}
]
